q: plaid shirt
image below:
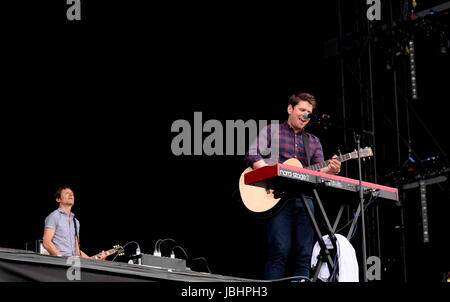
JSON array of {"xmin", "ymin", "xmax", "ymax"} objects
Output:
[{"xmin": 245, "ymin": 121, "xmax": 324, "ymax": 167}]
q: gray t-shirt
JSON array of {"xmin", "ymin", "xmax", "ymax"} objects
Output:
[{"xmin": 44, "ymin": 208, "xmax": 80, "ymax": 256}]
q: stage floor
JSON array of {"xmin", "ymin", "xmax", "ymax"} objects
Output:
[{"xmin": 0, "ymin": 248, "xmax": 261, "ymax": 282}]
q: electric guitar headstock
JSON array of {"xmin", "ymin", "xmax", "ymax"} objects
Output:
[{"xmin": 91, "ymin": 244, "xmax": 124, "ymax": 260}]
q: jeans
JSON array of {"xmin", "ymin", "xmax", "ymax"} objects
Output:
[{"xmin": 264, "ymin": 197, "xmax": 315, "ymax": 280}]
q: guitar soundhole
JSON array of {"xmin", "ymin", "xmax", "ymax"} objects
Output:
[
  {"xmin": 265, "ymin": 185, "xmax": 283, "ymax": 199},
  {"xmin": 265, "ymin": 184, "xmax": 274, "ymax": 196},
  {"xmin": 274, "ymin": 191, "xmax": 283, "ymax": 198}
]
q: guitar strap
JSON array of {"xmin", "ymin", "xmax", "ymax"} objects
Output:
[
  {"xmin": 73, "ymin": 217, "xmax": 80, "ymax": 256},
  {"xmin": 73, "ymin": 217, "xmax": 78, "ymax": 240},
  {"xmin": 302, "ymin": 131, "xmax": 312, "ymax": 167}
]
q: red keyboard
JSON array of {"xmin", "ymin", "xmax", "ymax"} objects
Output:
[{"xmin": 244, "ymin": 163, "xmax": 398, "ymax": 201}]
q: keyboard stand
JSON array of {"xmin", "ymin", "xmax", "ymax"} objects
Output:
[
  {"xmin": 309, "ymin": 191, "xmax": 371, "ymax": 282},
  {"xmin": 298, "ymin": 188, "xmax": 339, "ymax": 282}
]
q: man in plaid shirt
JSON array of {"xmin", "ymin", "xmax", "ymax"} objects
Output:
[{"xmin": 245, "ymin": 92, "xmax": 341, "ymax": 280}]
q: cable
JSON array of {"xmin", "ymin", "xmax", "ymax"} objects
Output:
[
  {"xmin": 327, "ymin": 238, "xmax": 339, "ymax": 282},
  {"xmin": 364, "ymin": 192, "xmax": 380, "ymax": 209},
  {"xmin": 153, "ymin": 239, "xmax": 212, "ymax": 274},
  {"xmin": 122, "ymin": 241, "xmax": 141, "ymax": 264},
  {"xmin": 336, "ymin": 206, "xmax": 360, "ymax": 235},
  {"xmin": 122, "ymin": 241, "xmax": 140, "ymax": 250},
  {"xmin": 171, "ymin": 245, "xmax": 189, "ymax": 260},
  {"xmin": 111, "ymin": 252, "xmax": 120, "ymax": 262},
  {"xmin": 157, "ymin": 238, "xmax": 177, "ymax": 256},
  {"xmin": 153, "ymin": 239, "xmax": 163, "ymax": 256},
  {"xmin": 270, "ymin": 275, "xmax": 311, "ymax": 282},
  {"xmin": 315, "ymin": 234, "xmax": 340, "ymax": 282},
  {"xmin": 329, "ymin": 237, "xmax": 341, "ymax": 281},
  {"xmin": 335, "ymin": 193, "xmax": 380, "ymax": 234},
  {"xmin": 191, "ymin": 257, "xmax": 212, "ymax": 274},
  {"xmin": 111, "ymin": 241, "xmax": 141, "ymax": 262},
  {"xmin": 349, "ymin": 211, "xmax": 359, "ymax": 241},
  {"xmin": 348, "ymin": 195, "xmax": 379, "ymax": 240},
  {"xmin": 169, "ymin": 243, "xmax": 212, "ymax": 274},
  {"xmin": 336, "ymin": 217, "xmax": 356, "ymax": 234}
]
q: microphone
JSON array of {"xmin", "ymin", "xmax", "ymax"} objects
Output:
[{"xmin": 303, "ymin": 113, "xmax": 331, "ymax": 120}]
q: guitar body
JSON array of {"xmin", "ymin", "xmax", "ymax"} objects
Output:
[{"xmin": 239, "ymin": 158, "xmax": 303, "ymax": 214}]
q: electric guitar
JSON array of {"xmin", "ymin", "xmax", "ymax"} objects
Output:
[
  {"xmin": 90, "ymin": 245, "xmax": 124, "ymax": 260},
  {"xmin": 238, "ymin": 147, "xmax": 373, "ymax": 213}
]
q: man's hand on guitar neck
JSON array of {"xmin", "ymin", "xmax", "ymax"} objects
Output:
[
  {"xmin": 77, "ymin": 250, "xmax": 107, "ymax": 260},
  {"xmin": 320, "ymin": 155, "xmax": 341, "ymax": 175},
  {"xmin": 91, "ymin": 250, "xmax": 107, "ymax": 260}
]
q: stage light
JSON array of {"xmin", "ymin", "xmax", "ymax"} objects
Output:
[
  {"xmin": 439, "ymin": 36, "xmax": 449, "ymax": 55},
  {"xmin": 408, "ymin": 38, "xmax": 418, "ymax": 100},
  {"xmin": 437, "ymin": 29, "xmax": 449, "ymax": 55},
  {"xmin": 385, "ymin": 62, "xmax": 392, "ymax": 71},
  {"xmin": 419, "ymin": 180, "xmax": 430, "ymax": 243}
]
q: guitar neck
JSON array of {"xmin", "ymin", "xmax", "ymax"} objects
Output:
[
  {"xmin": 91, "ymin": 248, "xmax": 116, "ymax": 260},
  {"xmin": 307, "ymin": 153, "xmax": 351, "ymax": 171}
]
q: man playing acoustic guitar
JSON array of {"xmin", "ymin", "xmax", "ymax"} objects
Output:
[{"xmin": 245, "ymin": 92, "xmax": 341, "ymax": 280}]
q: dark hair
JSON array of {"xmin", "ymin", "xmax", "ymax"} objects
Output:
[
  {"xmin": 55, "ymin": 185, "xmax": 73, "ymax": 199},
  {"xmin": 288, "ymin": 92, "xmax": 317, "ymax": 109}
]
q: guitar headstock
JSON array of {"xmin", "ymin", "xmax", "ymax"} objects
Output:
[
  {"xmin": 113, "ymin": 244, "xmax": 125, "ymax": 256},
  {"xmin": 349, "ymin": 147, "xmax": 373, "ymax": 160}
]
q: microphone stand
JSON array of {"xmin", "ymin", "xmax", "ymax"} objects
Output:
[{"xmin": 355, "ymin": 133, "xmax": 368, "ymax": 282}]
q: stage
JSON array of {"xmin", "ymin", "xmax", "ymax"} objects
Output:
[{"xmin": 0, "ymin": 248, "xmax": 259, "ymax": 282}]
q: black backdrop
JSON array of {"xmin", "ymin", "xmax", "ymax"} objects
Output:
[{"xmin": 1, "ymin": 1, "xmax": 449, "ymax": 281}]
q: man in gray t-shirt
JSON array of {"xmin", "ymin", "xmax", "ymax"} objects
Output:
[{"xmin": 43, "ymin": 185, "xmax": 106, "ymax": 259}]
